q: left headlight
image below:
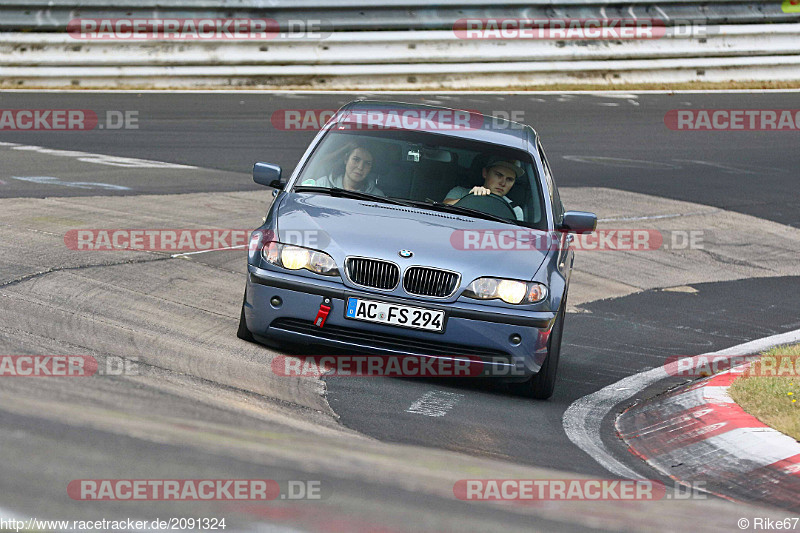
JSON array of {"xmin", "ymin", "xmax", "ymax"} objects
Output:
[
  {"xmin": 262, "ymin": 242, "xmax": 339, "ymax": 276},
  {"xmin": 463, "ymin": 277, "xmax": 547, "ymax": 305}
]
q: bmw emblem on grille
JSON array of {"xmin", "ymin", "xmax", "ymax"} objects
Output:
[{"xmin": 398, "ymin": 249, "xmax": 413, "ymax": 258}]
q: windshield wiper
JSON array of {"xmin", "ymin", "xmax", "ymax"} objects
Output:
[
  {"xmin": 404, "ymin": 199, "xmax": 520, "ymax": 225},
  {"xmin": 294, "ymin": 186, "xmax": 519, "ymax": 224},
  {"xmin": 293, "ymin": 186, "xmax": 418, "ymax": 208}
]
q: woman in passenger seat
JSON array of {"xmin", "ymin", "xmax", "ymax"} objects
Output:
[
  {"xmin": 302, "ymin": 144, "xmax": 385, "ymax": 196},
  {"xmin": 443, "ymin": 156, "xmax": 524, "ymax": 221}
]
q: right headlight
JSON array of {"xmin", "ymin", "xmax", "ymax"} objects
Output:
[
  {"xmin": 262, "ymin": 242, "xmax": 339, "ymax": 276},
  {"xmin": 463, "ymin": 277, "xmax": 547, "ymax": 305}
]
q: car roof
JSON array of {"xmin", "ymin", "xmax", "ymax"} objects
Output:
[{"xmin": 334, "ymin": 100, "xmax": 538, "ymax": 152}]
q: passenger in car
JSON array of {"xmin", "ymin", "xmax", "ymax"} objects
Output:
[
  {"xmin": 302, "ymin": 144, "xmax": 385, "ymax": 196},
  {"xmin": 443, "ymin": 157, "xmax": 524, "ymax": 221}
]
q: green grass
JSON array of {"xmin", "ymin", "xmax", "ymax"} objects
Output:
[{"xmin": 728, "ymin": 344, "xmax": 800, "ymax": 441}]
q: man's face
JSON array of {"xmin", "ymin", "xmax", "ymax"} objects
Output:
[
  {"xmin": 345, "ymin": 148, "xmax": 374, "ymax": 183},
  {"xmin": 482, "ymin": 164, "xmax": 517, "ymax": 196}
]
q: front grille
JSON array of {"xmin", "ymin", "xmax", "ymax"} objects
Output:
[
  {"xmin": 270, "ymin": 318, "xmax": 511, "ymax": 362},
  {"xmin": 403, "ymin": 266, "xmax": 460, "ymax": 298},
  {"xmin": 346, "ymin": 257, "xmax": 400, "ymax": 290}
]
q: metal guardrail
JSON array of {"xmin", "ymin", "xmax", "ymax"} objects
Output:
[
  {"xmin": 3, "ymin": 56, "xmax": 800, "ymax": 89},
  {"xmin": 1, "ymin": 24, "xmax": 800, "ymax": 88},
  {"xmin": 2, "ymin": 25, "xmax": 799, "ymax": 66},
  {"xmin": 0, "ymin": 1, "xmax": 796, "ymax": 31},
  {"xmin": 0, "ymin": 1, "xmax": 798, "ymax": 88}
]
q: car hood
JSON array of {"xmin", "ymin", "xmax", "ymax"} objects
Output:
[{"xmin": 276, "ymin": 193, "xmax": 549, "ymax": 283}]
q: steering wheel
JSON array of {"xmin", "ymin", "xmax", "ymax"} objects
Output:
[{"xmin": 454, "ymin": 193, "xmax": 517, "ymax": 221}]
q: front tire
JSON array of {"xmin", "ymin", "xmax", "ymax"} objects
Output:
[{"xmin": 511, "ymin": 303, "xmax": 565, "ymax": 400}]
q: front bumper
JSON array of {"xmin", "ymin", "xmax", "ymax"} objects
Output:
[{"xmin": 245, "ymin": 266, "xmax": 557, "ymax": 377}]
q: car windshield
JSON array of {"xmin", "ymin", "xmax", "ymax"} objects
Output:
[{"xmin": 292, "ymin": 128, "xmax": 548, "ymax": 230}]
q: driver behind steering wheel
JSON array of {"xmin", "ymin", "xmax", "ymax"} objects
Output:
[{"xmin": 443, "ymin": 156, "xmax": 525, "ymax": 221}]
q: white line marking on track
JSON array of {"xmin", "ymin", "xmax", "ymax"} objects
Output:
[
  {"xmin": 11, "ymin": 176, "xmax": 132, "ymax": 191},
  {"xmin": 406, "ymin": 391, "xmax": 465, "ymax": 417},
  {"xmin": 171, "ymin": 245, "xmax": 246, "ymax": 258},
  {"xmin": 563, "ymin": 328, "xmax": 800, "ymax": 479},
  {"xmin": 592, "ymin": 94, "xmax": 639, "ymax": 99},
  {"xmin": 598, "ymin": 210, "xmax": 715, "ymax": 222},
  {"xmin": 562, "ymin": 155, "xmax": 681, "ymax": 170},
  {"xmin": 672, "ymin": 159, "xmax": 758, "ymax": 175},
  {"xmin": 0, "ymin": 142, "xmax": 196, "ymax": 169}
]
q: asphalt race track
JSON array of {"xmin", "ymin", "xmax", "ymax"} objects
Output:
[
  {"xmin": 1, "ymin": 90, "xmax": 799, "ymax": 531},
  {"xmin": 2, "ymin": 91, "xmax": 797, "ymax": 227}
]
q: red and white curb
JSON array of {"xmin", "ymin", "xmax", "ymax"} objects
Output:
[
  {"xmin": 616, "ymin": 364, "xmax": 800, "ymax": 510},
  {"xmin": 564, "ymin": 329, "xmax": 800, "ymax": 482}
]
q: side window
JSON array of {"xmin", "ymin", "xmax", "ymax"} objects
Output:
[{"xmin": 538, "ymin": 142, "xmax": 564, "ymax": 225}]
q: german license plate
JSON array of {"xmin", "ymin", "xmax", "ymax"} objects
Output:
[{"xmin": 345, "ymin": 297, "xmax": 445, "ymax": 332}]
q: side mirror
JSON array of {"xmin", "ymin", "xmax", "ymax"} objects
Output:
[
  {"xmin": 253, "ymin": 162, "xmax": 285, "ymax": 189},
  {"xmin": 559, "ymin": 211, "xmax": 597, "ymax": 234}
]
